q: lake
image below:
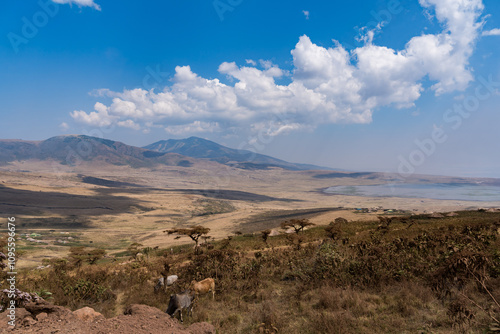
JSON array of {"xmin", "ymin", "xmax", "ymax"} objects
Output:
[{"xmin": 324, "ymin": 183, "xmax": 500, "ymax": 202}]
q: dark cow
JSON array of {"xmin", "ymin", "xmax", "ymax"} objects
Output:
[{"xmin": 165, "ymin": 290, "xmax": 196, "ymax": 322}]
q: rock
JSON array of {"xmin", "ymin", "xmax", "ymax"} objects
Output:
[
  {"xmin": 166, "ymin": 275, "xmax": 178, "ymax": 286},
  {"xmin": 36, "ymin": 312, "xmax": 48, "ymax": 321},
  {"xmin": 269, "ymin": 230, "xmax": 280, "ymax": 237},
  {"xmin": 446, "ymin": 212, "xmax": 459, "ymax": 217},
  {"xmin": 25, "ymin": 300, "xmax": 72, "ymax": 318},
  {"xmin": 73, "ymin": 307, "xmax": 105, "ymax": 322},
  {"xmin": 23, "ymin": 317, "xmax": 37, "ymax": 326}
]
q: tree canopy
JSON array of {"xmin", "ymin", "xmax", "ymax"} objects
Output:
[
  {"xmin": 280, "ymin": 219, "xmax": 315, "ymax": 234},
  {"xmin": 164, "ymin": 225, "xmax": 211, "ymax": 248}
]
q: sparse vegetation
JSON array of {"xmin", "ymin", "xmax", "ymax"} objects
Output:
[{"xmin": 5, "ymin": 211, "xmax": 500, "ymax": 333}]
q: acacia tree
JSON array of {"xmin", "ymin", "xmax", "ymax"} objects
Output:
[
  {"xmin": 280, "ymin": 219, "xmax": 315, "ymax": 234},
  {"xmin": 68, "ymin": 247, "xmax": 106, "ymax": 266},
  {"xmin": 261, "ymin": 229, "xmax": 271, "ymax": 244},
  {"xmin": 164, "ymin": 226, "xmax": 210, "ymax": 250}
]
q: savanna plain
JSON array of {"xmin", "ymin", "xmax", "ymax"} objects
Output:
[{"xmin": 1, "ymin": 157, "xmax": 500, "ymax": 333}]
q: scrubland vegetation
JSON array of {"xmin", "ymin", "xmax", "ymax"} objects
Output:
[{"xmin": 3, "ymin": 210, "xmax": 500, "ymax": 333}]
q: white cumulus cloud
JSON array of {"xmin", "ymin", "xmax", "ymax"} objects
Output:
[
  {"xmin": 71, "ymin": 0, "xmax": 488, "ymax": 136},
  {"xmin": 165, "ymin": 121, "xmax": 220, "ymax": 135},
  {"xmin": 52, "ymin": 0, "xmax": 101, "ymax": 10},
  {"xmin": 59, "ymin": 122, "xmax": 70, "ymax": 132},
  {"xmin": 117, "ymin": 119, "xmax": 141, "ymax": 130},
  {"xmin": 482, "ymin": 28, "xmax": 500, "ymax": 36}
]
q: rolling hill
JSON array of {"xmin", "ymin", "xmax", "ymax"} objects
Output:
[
  {"xmin": 143, "ymin": 136, "xmax": 331, "ymax": 170},
  {"xmin": 0, "ymin": 135, "xmax": 196, "ymax": 168},
  {"xmin": 0, "ymin": 135, "xmax": 331, "ymax": 171}
]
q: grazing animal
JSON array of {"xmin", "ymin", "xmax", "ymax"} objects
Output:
[
  {"xmin": 166, "ymin": 275, "xmax": 178, "ymax": 286},
  {"xmin": 165, "ymin": 290, "xmax": 196, "ymax": 322},
  {"xmin": 154, "ymin": 275, "xmax": 179, "ymax": 293},
  {"xmin": 154, "ymin": 277, "xmax": 165, "ymax": 293},
  {"xmin": 189, "ymin": 278, "xmax": 215, "ymax": 299}
]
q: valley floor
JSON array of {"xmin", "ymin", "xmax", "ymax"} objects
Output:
[{"xmin": 0, "ymin": 162, "xmax": 498, "ymax": 268}]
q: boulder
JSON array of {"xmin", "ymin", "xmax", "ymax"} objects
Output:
[{"xmin": 73, "ymin": 307, "xmax": 105, "ymax": 322}]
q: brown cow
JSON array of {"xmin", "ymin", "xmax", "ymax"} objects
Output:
[{"xmin": 189, "ymin": 278, "xmax": 215, "ymax": 299}]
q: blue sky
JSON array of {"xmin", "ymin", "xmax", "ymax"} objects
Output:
[{"xmin": 1, "ymin": 0, "xmax": 500, "ymax": 177}]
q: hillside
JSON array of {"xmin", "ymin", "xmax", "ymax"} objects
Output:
[
  {"xmin": 0, "ymin": 135, "xmax": 332, "ymax": 171},
  {"xmin": 3, "ymin": 210, "xmax": 500, "ymax": 333},
  {"xmin": 0, "ymin": 135, "xmax": 198, "ymax": 168},
  {"xmin": 144, "ymin": 136, "xmax": 331, "ymax": 171}
]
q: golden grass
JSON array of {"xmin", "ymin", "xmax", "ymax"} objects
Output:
[{"xmin": 4, "ymin": 211, "xmax": 500, "ymax": 333}]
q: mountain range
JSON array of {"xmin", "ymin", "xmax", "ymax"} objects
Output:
[
  {"xmin": 144, "ymin": 137, "xmax": 331, "ymax": 170},
  {"xmin": 0, "ymin": 135, "xmax": 331, "ymax": 171}
]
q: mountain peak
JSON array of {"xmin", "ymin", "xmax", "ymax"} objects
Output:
[{"xmin": 144, "ymin": 137, "xmax": 331, "ymax": 171}]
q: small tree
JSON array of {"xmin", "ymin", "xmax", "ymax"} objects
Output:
[
  {"xmin": 261, "ymin": 229, "xmax": 271, "ymax": 244},
  {"xmin": 280, "ymin": 219, "xmax": 315, "ymax": 234},
  {"xmin": 87, "ymin": 249, "xmax": 106, "ymax": 264},
  {"xmin": 164, "ymin": 226, "xmax": 210, "ymax": 249},
  {"xmin": 325, "ymin": 217, "xmax": 347, "ymax": 241},
  {"xmin": 377, "ymin": 216, "xmax": 392, "ymax": 234},
  {"xmin": 68, "ymin": 247, "xmax": 86, "ymax": 267},
  {"xmin": 285, "ymin": 233, "xmax": 305, "ymax": 250},
  {"xmin": 68, "ymin": 247, "xmax": 106, "ymax": 266}
]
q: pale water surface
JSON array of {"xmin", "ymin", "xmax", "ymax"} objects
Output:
[{"xmin": 324, "ymin": 183, "xmax": 500, "ymax": 202}]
